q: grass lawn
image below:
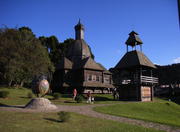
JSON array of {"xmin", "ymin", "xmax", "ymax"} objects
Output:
[
  {"xmin": 0, "ymin": 87, "xmax": 32, "ymax": 105},
  {"xmin": 94, "ymin": 99, "xmax": 180, "ymax": 127},
  {"xmin": 0, "ymin": 87, "xmax": 81, "ymax": 106},
  {"xmin": 0, "ymin": 110, "xmax": 164, "ymax": 132},
  {"xmin": 1, "ymin": 87, "xmax": 179, "ymax": 130},
  {"xmin": 0, "ymin": 87, "xmax": 118, "ymax": 106},
  {"xmin": 92, "ymin": 94, "xmax": 120, "ymax": 104}
]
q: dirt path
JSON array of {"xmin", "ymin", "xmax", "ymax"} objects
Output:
[{"xmin": 0, "ymin": 104, "xmax": 180, "ymax": 132}]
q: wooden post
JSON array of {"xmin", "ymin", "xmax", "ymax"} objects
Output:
[
  {"xmin": 102, "ymin": 72, "xmax": 104, "ymax": 83},
  {"xmin": 150, "ymin": 69, "xmax": 153, "ymax": 101},
  {"xmin": 140, "ymin": 67, "xmax": 142, "ymax": 84},
  {"xmin": 150, "ymin": 69, "xmax": 152, "ymax": 76},
  {"xmin": 83, "ymin": 70, "xmax": 85, "ymax": 81},
  {"xmin": 135, "ymin": 84, "xmax": 139, "ymax": 101},
  {"xmin": 139, "ymin": 85, "xmax": 142, "ymax": 101},
  {"xmin": 139, "ymin": 67, "xmax": 142, "ymax": 101},
  {"xmin": 151, "ymin": 85, "xmax": 154, "ymax": 101}
]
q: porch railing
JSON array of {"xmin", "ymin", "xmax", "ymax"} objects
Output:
[{"xmin": 140, "ymin": 76, "xmax": 158, "ymax": 84}]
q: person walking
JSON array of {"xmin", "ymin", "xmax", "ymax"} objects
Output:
[
  {"xmin": 73, "ymin": 88, "xmax": 77, "ymax": 100},
  {"xmin": 91, "ymin": 96, "xmax": 94, "ymax": 104},
  {"xmin": 113, "ymin": 88, "xmax": 119, "ymax": 100},
  {"xmin": 86, "ymin": 91, "xmax": 91, "ymax": 103}
]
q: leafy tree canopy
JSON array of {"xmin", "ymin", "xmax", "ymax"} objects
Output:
[
  {"xmin": 0, "ymin": 27, "xmax": 54, "ymax": 87},
  {"xmin": 39, "ymin": 37, "xmax": 95, "ymax": 67},
  {"xmin": 156, "ymin": 63, "xmax": 180, "ymax": 85},
  {"xmin": 0, "ymin": 26, "xmax": 95, "ymax": 87}
]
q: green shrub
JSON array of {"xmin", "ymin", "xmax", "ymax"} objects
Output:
[
  {"xmin": 57, "ymin": 111, "xmax": 71, "ymax": 122},
  {"xmin": 61, "ymin": 94, "xmax": 71, "ymax": 98},
  {"xmin": 53, "ymin": 93, "xmax": 61, "ymax": 100},
  {"xmin": 75, "ymin": 95, "xmax": 84, "ymax": 103},
  {"xmin": 0, "ymin": 91, "xmax": 9, "ymax": 98},
  {"xmin": 27, "ymin": 92, "xmax": 33, "ymax": 98}
]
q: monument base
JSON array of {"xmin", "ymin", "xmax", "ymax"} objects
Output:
[{"xmin": 25, "ymin": 98, "xmax": 57, "ymax": 111}]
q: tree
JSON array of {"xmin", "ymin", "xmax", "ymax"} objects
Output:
[
  {"xmin": 39, "ymin": 35, "xmax": 62, "ymax": 66},
  {"xmin": 156, "ymin": 63, "xmax": 180, "ymax": 85},
  {"xmin": 0, "ymin": 27, "xmax": 54, "ymax": 87},
  {"xmin": 59, "ymin": 38, "xmax": 75, "ymax": 56},
  {"xmin": 0, "ymin": 28, "xmax": 21, "ymax": 86}
]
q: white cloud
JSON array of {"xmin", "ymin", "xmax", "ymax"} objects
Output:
[
  {"xmin": 172, "ymin": 57, "xmax": 180, "ymax": 64},
  {"xmin": 154, "ymin": 63, "xmax": 160, "ymax": 65}
]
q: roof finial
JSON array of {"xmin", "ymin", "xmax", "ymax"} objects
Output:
[
  {"xmin": 78, "ymin": 18, "xmax": 81, "ymax": 24},
  {"xmin": 75, "ymin": 19, "xmax": 84, "ymax": 40}
]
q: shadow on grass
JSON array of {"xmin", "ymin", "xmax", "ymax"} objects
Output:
[
  {"xmin": 44, "ymin": 118, "xmax": 62, "ymax": 123},
  {"xmin": 64, "ymin": 101, "xmax": 76, "ymax": 103},
  {"xmin": 61, "ymin": 94, "xmax": 72, "ymax": 98},
  {"xmin": 171, "ymin": 96, "xmax": 180, "ymax": 105},
  {"xmin": 48, "ymin": 98, "xmax": 56, "ymax": 100},
  {"xmin": 94, "ymin": 96, "xmax": 114, "ymax": 101},
  {"xmin": 20, "ymin": 96, "xmax": 32, "ymax": 99},
  {"xmin": 157, "ymin": 96, "xmax": 180, "ymax": 105},
  {"xmin": 0, "ymin": 103, "xmax": 24, "ymax": 108}
]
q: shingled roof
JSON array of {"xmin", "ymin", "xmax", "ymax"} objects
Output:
[
  {"xmin": 125, "ymin": 31, "xmax": 143, "ymax": 46},
  {"xmin": 74, "ymin": 57, "xmax": 104, "ymax": 70},
  {"xmin": 57, "ymin": 57, "xmax": 72, "ymax": 70},
  {"xmin": 115, "ymin": 50, "xmax": 156, "ymax": 69},
  {"xmin": 97, "ymin": 63, "xmax": 112, "ymax": 74}
]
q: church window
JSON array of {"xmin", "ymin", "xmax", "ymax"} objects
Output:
[
  {"xmin": 92, "ymin": 75, "xmax": 96, "ymax": 81},
  {"xmin": 104, "ymin": 77, "xmax": 110, "ymax": 83},
  {"xmin": 96, "ymin": 76, "xmax": 100, "ymax": 82},
  {"xmin": 87, "ymin": 74, "xmax": 92, "ymax": 81}
]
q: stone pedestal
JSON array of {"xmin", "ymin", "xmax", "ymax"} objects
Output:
[{"xmin": 25, "ymin": 98, "xmax": 57, "ymax": 111}]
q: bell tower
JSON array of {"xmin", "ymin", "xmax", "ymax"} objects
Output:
[
  {"xmin": 112, "ymin": 31, "xmax": 158, "ymax": 101},
  {"xmin": 125, "ymin": 31, "xmax": 143, "ymax": 52},
  {"xmin": 74, "ymin": 19, "xmax": 84, "ymax": 40}
]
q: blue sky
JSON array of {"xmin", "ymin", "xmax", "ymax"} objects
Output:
[{"xmin": 1, "ymin": 0, "xmax": 179, "ymax": 69}]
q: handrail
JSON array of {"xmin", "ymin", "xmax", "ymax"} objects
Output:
[{"xmin": 140, "ymin": 76, "xmax": 158, "ymax": 83}]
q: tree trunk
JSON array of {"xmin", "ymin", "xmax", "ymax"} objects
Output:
[
  {"xmin": 20, "ymin": 81, "xmax": 24, "ymax": 87},
  {"xmin": 8, "ymin": 80, "xmax": 12, "ymax": 87}
]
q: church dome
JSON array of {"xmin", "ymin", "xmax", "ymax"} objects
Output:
[
  {"xmin": 67, "ymin": 39, "xmax": 92, "ymax": 60},
  {"xmin": 66, "ymin": 20, "xmax": 92, "ymax": 62}
]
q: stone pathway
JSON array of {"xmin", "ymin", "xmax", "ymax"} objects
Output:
[{"xmin": 0, "ymin": 104, "xmax": 180, "ymax": 132}]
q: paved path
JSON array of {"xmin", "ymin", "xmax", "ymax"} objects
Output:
[{"xmin": 0, "ymin": 104, "xmax": 180, "ymax": 132}]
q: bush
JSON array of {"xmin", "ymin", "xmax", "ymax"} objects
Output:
[
  {"xmin": 75, "ymin": 95, "xmax": 84, "ymax": 103},
  {"xmin": 0, "ymin": 91, "xmax": 9, "ymax": 98},
  {"xmin": 57, "ymin": 111, "xmax": 71, "ymax": 122},
  {"xmin": 53, "ymin": 93, "xmax": 61, "ymax": 100},
  {"xmin": 61, "ymin": 94, "xmax": 71, "ymax": 98},
  {"xmin": 27, "ymin": 92, "xmax": 33, "ymax": 98}
]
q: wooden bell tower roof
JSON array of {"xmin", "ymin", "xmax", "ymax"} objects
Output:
[
  {"xmin": 115, "ymin": 50, "xmax": 156, "ymax": 69},
  {"xmin": 125, "ymin": 31, "xmax": 143, "ymax": 47},
  {"xmin": 115, "ymin": 31, "xmax": 156, "ymax": 69}
]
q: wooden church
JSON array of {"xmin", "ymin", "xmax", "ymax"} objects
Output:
[
  {"xmin": 52, "ymin": 20, "xmax": 114, "ymax": 93},
  {"xmin": 111, "ymin": 31, "xmax": 158, "ymax": 101}
]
